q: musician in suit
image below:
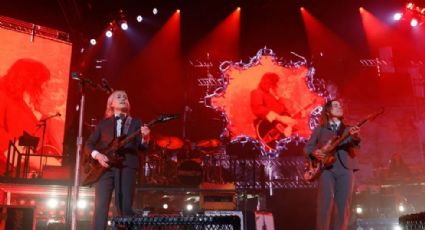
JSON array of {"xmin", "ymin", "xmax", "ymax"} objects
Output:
[
  {"xmin": 85, "ymin": 90, "xmax": 150, "ymax": 230},
  {"xmin": 250, "ymin": 72, "xmax": 296, "ymax": 127},
  {"xmin": 304, "ymin": 99, "xmax": 360, "ymax": 230}
]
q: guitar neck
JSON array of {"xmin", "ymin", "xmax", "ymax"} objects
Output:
[
  {"xmin": 115, "ymin": 120, "xmax": 157, "ymax": 149},
  {"xmin": 292, "ymin": 101, "xmax": 315, "ymax": 118},
  {"xmin": 328, "ymin": 117, "xmax": 369, "ymax": 150}
]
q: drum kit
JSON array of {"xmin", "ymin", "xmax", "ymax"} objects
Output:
[
  {"xmin": 142, "ymin": 136, "xmax": 263, "ymax": 186},
  {"xmin": 142, "ymin": 136, "xmax": 226, "ymax": 186}
]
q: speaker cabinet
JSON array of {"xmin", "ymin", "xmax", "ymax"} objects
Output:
[{"xmin": 0, "ymin": 205, "xmax": 35, "ymax": 230}]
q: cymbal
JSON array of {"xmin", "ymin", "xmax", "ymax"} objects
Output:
[
  {"xmin": 156, "ymin": 136, "xmax": 183, "ymax": 150},
  {"xmin": 197, "ymin": 139, "xmax": 220, "ymax": 148}
]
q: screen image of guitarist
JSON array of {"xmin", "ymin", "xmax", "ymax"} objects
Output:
[{"xmin": 251, "ymin": 72, "xmax": 313, "ymax": 150}]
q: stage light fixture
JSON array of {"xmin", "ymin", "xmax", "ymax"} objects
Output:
[
  {"xmin": 356, "ymin": 206, "xmax": 363, "ymax": 214},
  {"xmin": 120, "ymin": 21, "xmax": 128, "ymax": 30},
  {"xmin": 105, "ymin": 30, "xmax": 113, "ymax": 38},
  {"xmin": 398, "ymin": 204, "xmax": 405, "ymax": 212},
  {"xmin": 47, "ymin": 198, "xmax": 59, "ymax": 209},
  {"xmin": 186, "ymin": 203, "xmax": 193, "ymax": 211},
  {"xmin": 163, "ymin": 203, "xmax": 169, "ymax": 209},
  {"xmin": 393, "ymin": 2, "xmax": 425, "ymax": 27},
  {"xmin": 153, "ymin": 8, "xmax": 158, "ymax": 15},
  {"xmin": 136, "ymin": 15, "xmax": 143, "ymax": 22},
  {"xmin": 89, "ymin": 39, "xmax": 96, "ymax": 45},
  {"xmin": 78, "ymin": 200, "xmax": 88, "ymax": 209},
  {"xmin": 177, "ymin": 9, "xmax": 181, "ymax": 13},
  {"xmin": 393, "ymin": 12, "xmax": 403, "ymax": 21},
  {"xmin": 411, "ymin": 18, "xmax": 418, "ymax": 26}
]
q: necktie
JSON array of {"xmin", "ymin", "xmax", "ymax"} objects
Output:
[
  {"xmin": 115, "ymin": 115, "xmax": 125, "ymax": 137},
  {"xmin": 331, "ymin": 124, "xmax": 337, "ymax": 133}
]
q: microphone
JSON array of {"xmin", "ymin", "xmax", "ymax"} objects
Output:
[
  {"xmin": 101, "ymin": 78, "xmax": 114, "ymax": 94},
  {"xmin": 71, "ymin": 71, "xmax": 82, "ymax": 80},
  {"xmin": 71, "ymin": 72, "xmax": 97, "ymax": 88}
]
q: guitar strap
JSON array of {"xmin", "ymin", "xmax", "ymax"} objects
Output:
[{"xmin": 123, "ymin": 116, "xmax": 132, "ymax": 135}]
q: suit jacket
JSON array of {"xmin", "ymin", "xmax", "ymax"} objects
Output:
[
  {"xmin": 84, "ymin": 116, "xmax": 147, "ymax": 169},
  {"xmin": 304, "ymin": 123, "xmax": 360, "ymax": 170}
]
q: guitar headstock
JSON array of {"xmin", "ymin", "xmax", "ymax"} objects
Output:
[
  {"xmin": 367, "ymin": 107, "xmax": 384, "ymax": 121},
  {"xmin": 157, "ymin": 114, "xmax": 178, "ymax": 122},
  {"xmin": 147, "ymin": 114, "xmax": 178, "ymax": 127}
]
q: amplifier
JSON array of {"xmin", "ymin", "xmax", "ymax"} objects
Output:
[{"xmin": 200, "ymin": 182, "xmax": 236, "ymax": 210}]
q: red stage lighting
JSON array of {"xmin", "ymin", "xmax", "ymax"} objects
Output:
[
  {"xmin": 411, "ymin": 18, "xmax": 419, "ymax": 26},
  {"xmin": 393, "ymin": 12, "xmax": 403, "ymax": 21},
  {"xmin": 120, "ymin": 21, "xmax": 128, "ymax": 30},
  {"xmin": 105, "ymin": 30, "xmax": 113, "ymax": 38}
]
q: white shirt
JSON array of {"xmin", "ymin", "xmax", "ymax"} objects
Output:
[{"xmin": 91, "ymin": 114, "xmax": 126, "ymax": 159}]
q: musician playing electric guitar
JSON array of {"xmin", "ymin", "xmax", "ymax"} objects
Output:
[
  {"xmin": 303, "ymin": 99, "xmax": 360, "ymax": 230},
  {"xmin": 84, "ymin": 90, "xmax": 150, "ymax": 230},
  {"xmin": 251, "ymin": 72, "xmax": 298, "ymax": 149}
]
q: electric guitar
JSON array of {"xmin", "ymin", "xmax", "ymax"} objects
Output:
[
  {"xmin": 256, "ymin": 100, "xmax": 317, "ymax": 150},
  {"xmin": 81, "ymin": 114, "xmax": 177, "ymax": 186},
  {"xmin": 303, "ymin": 108, "xmax": 384, "ymax": 182}
]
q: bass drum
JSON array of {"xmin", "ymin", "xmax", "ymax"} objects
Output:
[
  {"xmin": 177, "ymin": 160, "xmax": 203, "ymax": 186},
  {"xmin": 225, "ymin": 136, "xmax": 265, "ymax": 159}
]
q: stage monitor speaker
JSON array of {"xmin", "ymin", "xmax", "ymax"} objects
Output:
[
  {"xmin": 111, "ymin": 214, "xmax": 240, "ymax": 229},
  {"xmin": 0, "ymin": 205, "xmax": 35, "ymax": 230},
  {"xmin": 204, "ymin": 210, "xmax": 243, "ymax": 230}
]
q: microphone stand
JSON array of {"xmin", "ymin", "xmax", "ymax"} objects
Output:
[{"xmin": 69, "ymin": 75, "xmax": 105, "ymax": 230}]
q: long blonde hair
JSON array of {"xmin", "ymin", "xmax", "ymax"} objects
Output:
[{"xmin": 104, "ymin": 90, "xmax": 131, "ymax": 118}]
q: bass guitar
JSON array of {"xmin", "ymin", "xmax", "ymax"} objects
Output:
[
  {"xmin": 303, "ymin": 108, "xmax": 384, "ymax": 182},
  {"xmin": 256, "ymin": 100, "xmax": 317, "ymax": 150},
  {"xmin": 82, "ymin": 114, "xmax": 177, "ymax": 186}
]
